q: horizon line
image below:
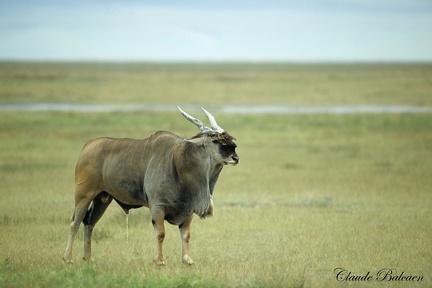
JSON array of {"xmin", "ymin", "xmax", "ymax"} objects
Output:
[{"xmin": 1, "ymin": 59, "xmax": 432, "ymax": 65}]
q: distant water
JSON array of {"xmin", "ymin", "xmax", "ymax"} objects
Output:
[{"xmin": 1, "ymin": 103, "xmax": 432, "ymax": 114}]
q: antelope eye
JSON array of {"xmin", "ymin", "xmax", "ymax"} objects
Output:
[{"xmin": 220, "ymin": 145, "xmax": 234, "ymax": 154}]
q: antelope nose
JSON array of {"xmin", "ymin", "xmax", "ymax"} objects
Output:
[{"xmin": 232, "ymin": 155, "xmax": 240, "ymax": 164}]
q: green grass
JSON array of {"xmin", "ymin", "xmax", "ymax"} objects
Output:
[
  {"xmin": 1, "ymin": 62, "xmax": 432, "ymax": 287},
  {"xmin": 1, "ymin": 112, "xmax": 431, "ymax": 287}
]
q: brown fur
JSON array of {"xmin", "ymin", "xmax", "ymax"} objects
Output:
[{"xmin": 192, "ymin": 131, "xmax": 237, "ymax": 146}]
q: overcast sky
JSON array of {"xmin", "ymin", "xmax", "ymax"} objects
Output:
[{"xmin": 1, "ymin": 0, "xmax": 431, "ymax": 62}]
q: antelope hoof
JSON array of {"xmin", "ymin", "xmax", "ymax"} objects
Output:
[
  {"xmin": 82, "ymin": 257, "xmax": 95, "ymax": 263},
  {"xmin": 182, "ymin": 256, "xmax": 195, "ymax": 265},
  {"xmin": 154, "ymin": 258, "xmax": 166, "ymax": 266},
  {"xmin": 62, "ymin": 257, "xmax": 73, "ymax": 264}
]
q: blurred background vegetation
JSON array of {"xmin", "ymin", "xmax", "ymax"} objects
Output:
[{"xmin": 1, "ymin": 62, "xmax": 432, "ymax": 106}]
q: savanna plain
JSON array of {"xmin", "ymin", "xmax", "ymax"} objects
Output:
[{"xmin": 0, "ymin": 62, "xmax": 431, "ymax": 287}]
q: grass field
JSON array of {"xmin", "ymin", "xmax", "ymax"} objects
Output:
[
  {"xmin": 0, "ymin": 62, "xmax": 431, "ymax": 287},
  {"xmin": 1, "ymin": 62, "xmax": 432, "ymax": 106}
]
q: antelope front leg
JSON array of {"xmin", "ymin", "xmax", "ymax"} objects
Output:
[
  {"xmin": 179, "ymin": 215, "xmax": 194, "ymax": 265},
  {"xmin": 151, "ymin": 211, "xmax": 166, "ymax": 265}
]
